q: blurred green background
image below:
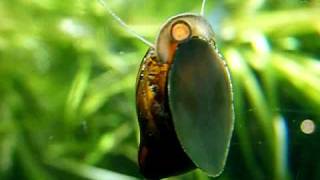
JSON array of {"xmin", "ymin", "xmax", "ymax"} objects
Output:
[{"xmin": 0, "ymin": 0, "xmax": 320, "ymax": 179}]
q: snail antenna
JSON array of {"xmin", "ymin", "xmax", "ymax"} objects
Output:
[
  {"xmin": 98, "ymin": 0, "xmax": 155, "ymax": 48},
  {"xmin": 200, "ymin": 0, "xmax": 206, "ymax": 16}
]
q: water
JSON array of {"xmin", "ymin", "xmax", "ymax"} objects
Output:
[{"xmin": 0, "ymin": 0, "xmax": 319, "ymax": 180}]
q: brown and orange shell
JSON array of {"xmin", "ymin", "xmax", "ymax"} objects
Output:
[{"xmin": 136, "ymin": 48, "xmax": 196, "ymax": 179}]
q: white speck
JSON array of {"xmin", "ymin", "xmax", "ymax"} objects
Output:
[
  {"xmin": 59, "ymin": 18, "xmax": 88, "ymax": 38},
  {"xmin": 300, "ymin": 119, "xmax": 316, "ymax": 134}
]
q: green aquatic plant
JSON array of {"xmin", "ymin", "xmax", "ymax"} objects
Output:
[{"xmin": 0, "ymin": 0, "xmax": 319, "ymax": 179}]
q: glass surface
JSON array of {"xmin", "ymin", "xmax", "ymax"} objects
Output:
[{"xmin": 0, "ymin": 0, "xmax": 319, "ymax": 179}]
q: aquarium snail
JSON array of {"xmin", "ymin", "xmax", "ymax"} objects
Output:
[{"xmin": 99, "ymin": 0, "xmax": 234, "ymax": 179}]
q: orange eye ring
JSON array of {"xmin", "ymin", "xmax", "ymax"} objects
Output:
[{"xmin": 170, "ymin": 20, "xmax": 192, "ymax": 42}]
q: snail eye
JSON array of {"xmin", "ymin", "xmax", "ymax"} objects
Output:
[{"xmin": 171, "ymin": 21, "xmax": 191, "ymax": 42}]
